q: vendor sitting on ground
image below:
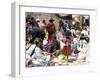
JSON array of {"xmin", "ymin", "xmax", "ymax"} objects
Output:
[{"xmin": 26, "ymin": 38, "xmax": 51, "ymax": 67}]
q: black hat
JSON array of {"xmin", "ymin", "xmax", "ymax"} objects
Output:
[{"xmin": 49, "ymin": 18, "xmax": 55, "ymax": 22}]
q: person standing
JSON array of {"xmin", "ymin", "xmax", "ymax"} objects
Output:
[
  {"xmin": 62, "ymin": 30, "xmax": 72, "ymax": 65},
  {"xmin": 46, "ymin": 19, "xmax": 56, "ymax": 42}
]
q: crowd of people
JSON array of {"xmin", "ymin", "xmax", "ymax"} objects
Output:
[{"xmin": 25, "ymin": 14, "xmax": 90, "ymax": 67}]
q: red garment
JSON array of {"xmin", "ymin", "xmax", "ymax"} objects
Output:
[
  {"xmin": 47, "ymin": 23, "xmax": 56, "ymax": 42},
  {"xmin": 62, "ymin": 46, "xmax": 72, "ymax": 56},
  {"xmin": 48, "ymin": 35, "xmax": 52, "ymax": 42},
  {"xmin": 46, "ymin": 23, "xmax": 56, "ymax": 33}
]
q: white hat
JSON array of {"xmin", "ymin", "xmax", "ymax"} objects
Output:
[{"xmin": 36, "ymin": 18, "xmax": 40, "ymax": 21}]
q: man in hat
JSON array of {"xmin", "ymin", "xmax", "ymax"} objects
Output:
[{"xmin": 46, "ymin": 18, "xmax": 56, "ymax": 42}]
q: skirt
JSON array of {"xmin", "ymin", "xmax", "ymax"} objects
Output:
[{"xmin": 62, "ymin": 46, "xmax": 72, "ymax": 56}]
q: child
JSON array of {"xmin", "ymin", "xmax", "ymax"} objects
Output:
[{"xmin": 62, "ymin": 30, "xmax": 72, "ymax": 65}]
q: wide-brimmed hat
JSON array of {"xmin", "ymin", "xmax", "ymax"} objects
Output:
[
  {"xmin": 36, "ymin": 18, "xmax": 40, "ymax": 22},
  {"xmin": 49, "ymin": 18, "xmax": 55, "ymax": 22}
]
